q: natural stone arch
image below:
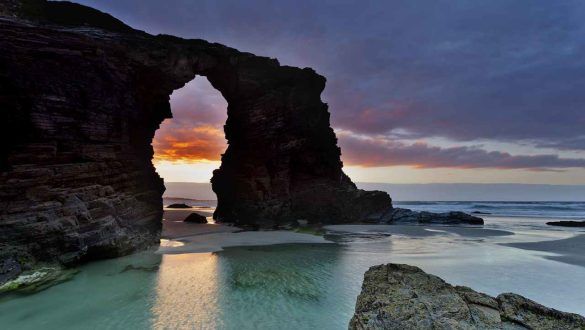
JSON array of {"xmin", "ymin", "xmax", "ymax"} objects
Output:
[
  {"xmin": 0, "ymin": 0, "xmax": 391, "ymax": 272},
  {"xmin": 157, "ymin": 46, "xmax": 392, "ymax": 226}
]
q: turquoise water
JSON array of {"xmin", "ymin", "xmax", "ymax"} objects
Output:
[{"xmin": 1, "ymin": 219, "xmax": 585, "ymax": 329}]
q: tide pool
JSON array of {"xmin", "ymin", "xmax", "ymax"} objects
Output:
[{"xmin": 1, "ymin": 220, "xmax": 585, "ymax": 329}]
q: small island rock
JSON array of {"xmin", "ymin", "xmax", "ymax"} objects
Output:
[
  {"xmin": 381, "ymin": 208, "xmax": 484, "ymax": 225},
  {"xmin": 166, "ymin": 203, "xmax": 192, "ymax": 209}
]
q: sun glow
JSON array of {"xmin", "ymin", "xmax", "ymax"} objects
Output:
[{"xmin": 154, "ymin": 160, "xmax": 221, "ymax": 183}]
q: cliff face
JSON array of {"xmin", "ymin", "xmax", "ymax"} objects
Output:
[{"xmin": 0, "ymin": 0, "xmax": 391, "ymax": 274}]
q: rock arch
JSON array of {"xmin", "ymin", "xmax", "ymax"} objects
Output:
[{"xmin": 0, "ymin": 0, "xmax": 391, "ymax": 271}]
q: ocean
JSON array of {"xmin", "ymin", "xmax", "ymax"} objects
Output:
[
  {"xmin": 1, "ymin": 200, "xmax": 584, "ymax": 329},
  {"xmin": 396, "ymin": 201, "xmax": 585, "ymax": 219}
]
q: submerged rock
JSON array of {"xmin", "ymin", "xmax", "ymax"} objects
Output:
[
  {"xmin": 167, "ymin": 203, "xmax": 192, "ymax": 209},
  {"xmin": 381, "ymin": 208, "xmax": 484, "ymax": 225},
  {"xmin": 183, "ymin": 213, "xmax": 208, "ymax": 223},
  {"xmin": 0, "ymin": 267, "xmax": 79, "ymax": 295},
  {"xmin": 119, "ymin": 264, "xmax": 159, "ymax": 273},
  {"xmin": 546, "ymin": 221, "xmax": 585, "ymax": 227},
  {"xmin": 349, "ymin": 263, "xmax": 585, "ymax": 330}
]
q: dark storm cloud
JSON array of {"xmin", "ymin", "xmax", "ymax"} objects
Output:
[{"xmin": 75, "ymin": 0, "xmax": 585, "ymax": 165}]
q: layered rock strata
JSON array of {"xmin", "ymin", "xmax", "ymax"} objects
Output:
[
  {"xmin": 0, "ymin": 0, "xmax": 391, "ymax": 279},
  {"xmin": 350, "ymin": 263, "xmax": 585, "ymax": 330}
]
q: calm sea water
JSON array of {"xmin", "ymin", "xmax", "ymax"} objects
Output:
[
  {"xmin": 397, "ymin": 201, "xmax": 585, "ymax": 219},
  {"xmin": 1, "ymin": 202, "xmax": 584, "ymax": 329},
  {"xmin": 164, "ymin": 198, "xmax": 585, "ymax": 220}
]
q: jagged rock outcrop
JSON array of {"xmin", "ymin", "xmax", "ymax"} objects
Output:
[
  {"xmin": 381, "ymin": 208, "xmax": 484, "ymax": 225},
  {"xmin": 350, "ymin": 264, "xmax": 585, "ymax": 330},
  {"xmin": 0, "ymin": 0, "xmax": 391, "ymax": 279}
]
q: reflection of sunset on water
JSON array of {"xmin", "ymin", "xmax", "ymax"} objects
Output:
[{"xmin": 152, "ymin": 254, "xmax": 220, "ymax": 329}]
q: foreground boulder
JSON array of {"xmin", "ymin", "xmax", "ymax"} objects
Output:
[
  {"xmin": 381, "ymin": 208, "xmax": 484, "ymax": 225},
  {"xmin": 350, "ymin": 264, "xmax": 585, "ymax": 330},
  {"xmin": 183, "ymin": 213, "xmax": 208, "ymax": 224}
]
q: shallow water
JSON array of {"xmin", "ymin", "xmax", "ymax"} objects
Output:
[{"xmin": 1, "ymin": 217, "xmax": 585, "ymax": 330}]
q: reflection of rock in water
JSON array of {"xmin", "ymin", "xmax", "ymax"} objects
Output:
[
  {"xmin": 324, "ymin": 232, "xmax": 392, "ymax": 244},
  {"xmin": 119, "ymin": 264, "xmax": 160, "ymax": 273},
  {"xmin": 219, "ymin": 245, "xmax": 341, "ymax": 301},
  {"xmin": 213, "ymin": 244, "xmax": 343, "ymax": 328},
  {"xmin": 231, "ymin": 268, "xmax": 323, "ymax": 301}
]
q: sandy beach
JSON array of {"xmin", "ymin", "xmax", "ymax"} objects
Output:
[
  {"xmin": 324, "ymin": 224, "xmax": 514, "ymax": 238},
  {"xmin": 160, "ymin": 209, "xmax": 331, "ymax": 254},
  {"xmin": 504, "ymin": 234, "xmax": 585, "ymax": 267},
  {"xmin": 160, "ymin": 209, "xmax": 520, "ymax": 255}
]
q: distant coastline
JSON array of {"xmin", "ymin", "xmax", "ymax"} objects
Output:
[{"xmin": 163, "ymin": 181, "xmax": 585, "ymax": 202}]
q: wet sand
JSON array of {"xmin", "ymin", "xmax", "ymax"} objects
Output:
[
  {"xmin": 162, "ymin": 209, "xmax": 236, "ymax": 239},
  {"xmin": 504, "ymin": 234, "xmax": 585, "ymax": 267},
  {"xmin": 158, "ymin": 230, "xmax": 332, "ymax": 254},
  {"xmin": 325, "ymin": 224, "xmax": 514, "ymax": 238},
  {"xmin": 160, "ymin": 209, "xmax": 331, "ymax": 253},
  {"xmin": 160, "ymin": 215, "xmax": 516, "ymax": 255}
]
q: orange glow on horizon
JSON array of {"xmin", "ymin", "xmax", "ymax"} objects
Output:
[{"xmin": 153, "ymin": 124, "xmax": 227, "ymax": 162}]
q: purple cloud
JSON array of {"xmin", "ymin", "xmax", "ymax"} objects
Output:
[
  {"xmin": 74, "ymin": 0, "xmax": 585, "ymax": 157},
  {"xmin": 338, "ymin": 133, "xmax": 585, "ymax": 170}
]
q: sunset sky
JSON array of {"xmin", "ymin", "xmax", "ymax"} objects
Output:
[{"xmin": 76, "ymin": 0, "xmax": 585, "ymax": 184}]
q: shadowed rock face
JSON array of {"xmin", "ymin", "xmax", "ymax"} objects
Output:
[
  {"xmin": 381, "ymin": 208, "xmax": 483, "ymax": 225},
  {"xmin": 350, "ymin": 264, "xmax": 585, "ymax": 330},
  {"xmin": 0, "ymin": 0, "xmax": 391, "ymax": 275}
]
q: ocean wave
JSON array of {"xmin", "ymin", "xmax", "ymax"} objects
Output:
[{"xmin": 394, "ymin": 201, "xmax": 585, "ymax": 219}]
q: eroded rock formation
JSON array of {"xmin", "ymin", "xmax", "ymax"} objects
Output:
[
  {"xmin": 0, "ymin": 0, "xmax": 391, "ymax": 277},
  {"xmin": 350, "ymin": 264, "xmax": 585, "ymax": 329},
  {"xmin": 381, "ymin": 208, "xmax": 483, "ymax": 225}
]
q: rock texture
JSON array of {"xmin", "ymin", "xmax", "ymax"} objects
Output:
[
  {"xmin": 183, "ymin": 213, "xmax": 207, "ymax": 224},
  {"xmin": 350, "ymin": 264, "xmax": 585, "ymax": 330},
  {"xmin": 0, "ymin": 0, "xmax": 391, "ymax": 278},
  {"xmin": 380, "ymin": 208, "xmax": 484, "ymax": 225}
]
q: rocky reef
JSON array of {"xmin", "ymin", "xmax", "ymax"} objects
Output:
[
  {"xmin": 0, "ymin": 0, "xmax": 391, "ymax": 279},
  {"xmin": 381, "ymin": 208, "xmax": 483, "ymax": 225},
  {"xmin": 546, "ymin": 220, "xmax": 585, "ymax": 228},
  {"xmin": 350, "ymin": 263, "xmax": 585, "ymax": 329}
]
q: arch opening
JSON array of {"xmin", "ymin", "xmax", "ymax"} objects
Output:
[{"xmin": 154, "ymin": 77, "xmax": 227, "ymax": 205}]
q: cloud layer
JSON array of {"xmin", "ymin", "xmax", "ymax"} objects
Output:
[
  {"xmin": 77, "ymin": 0, "xmax": 585, "ymax": 171},
  {"xmin": 338, "ymin": 132, "xmax": 585, "ymax": 170},
  {"xmin": 153, "ymin": 78, "xmax": 227, "ymax": 162}
]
